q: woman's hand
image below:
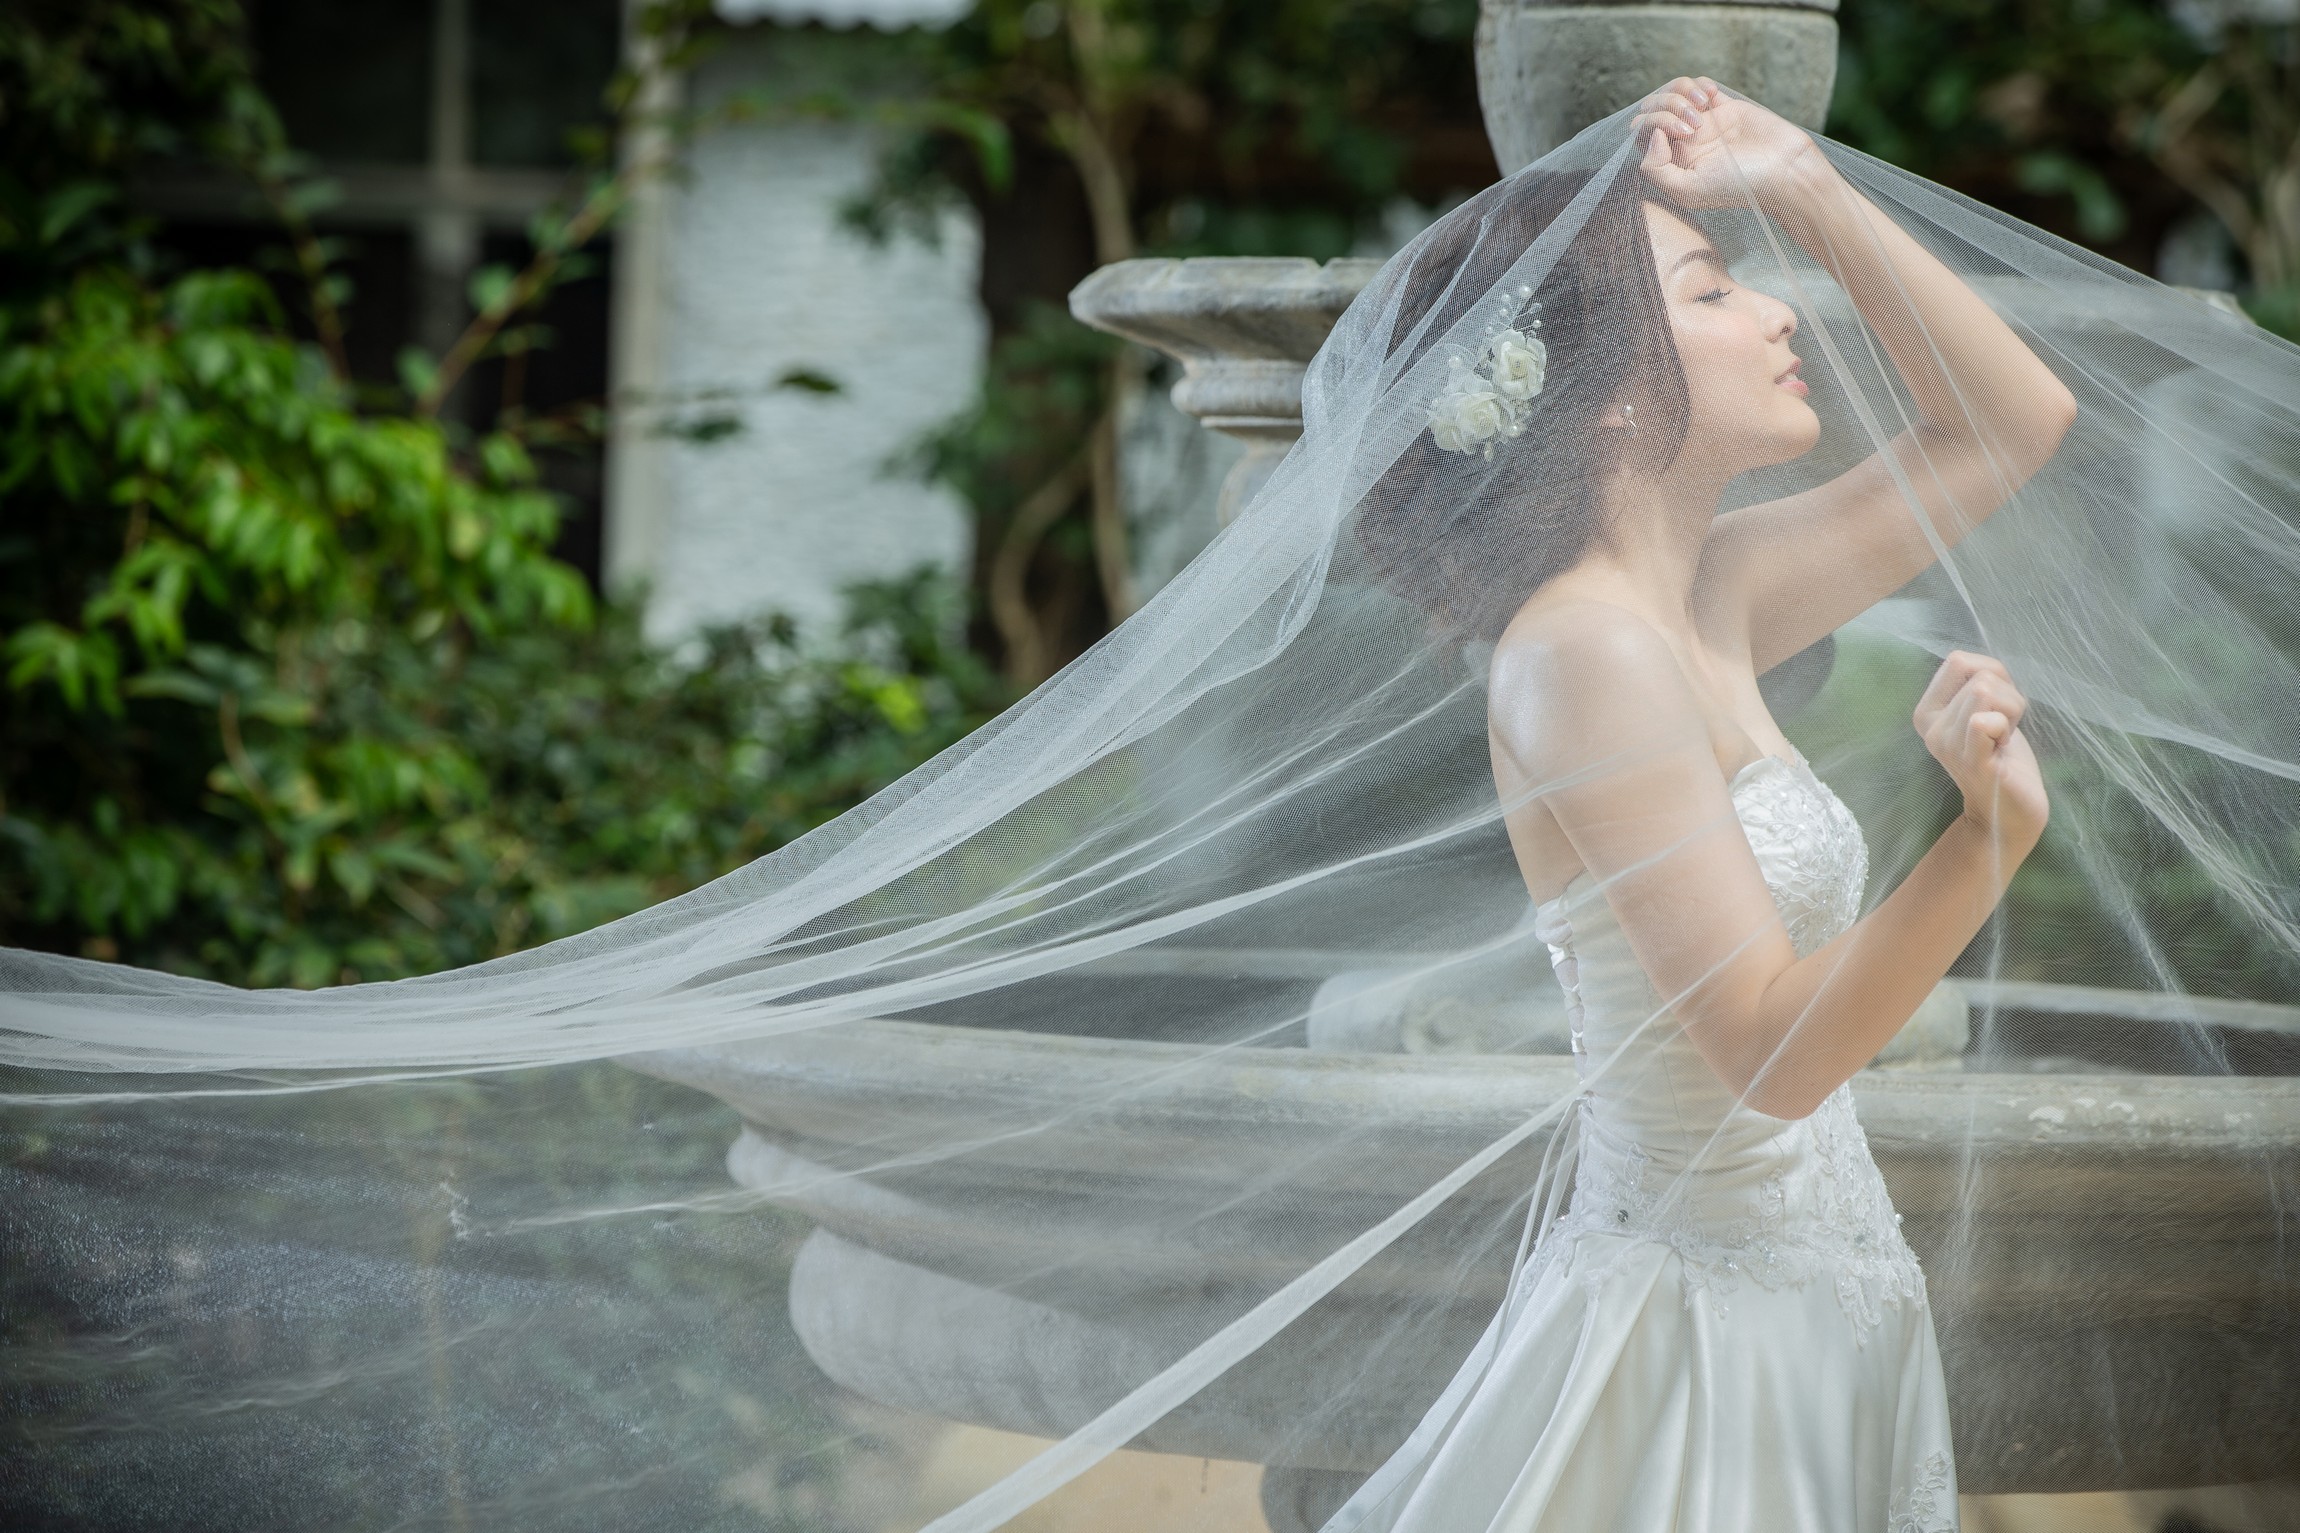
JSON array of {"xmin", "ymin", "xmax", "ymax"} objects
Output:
[
  {"xmin": 1632, "ymin": 77, "xmax": 1824, "ymax": 211},
  {"xmin": 1913, "ymin": 650, "xmax": 2049, "ymax": 851}
]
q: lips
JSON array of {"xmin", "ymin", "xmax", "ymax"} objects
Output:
[{"xmin": 1776, "ymin": 356, "xmax": 1809, "ymax": 397}]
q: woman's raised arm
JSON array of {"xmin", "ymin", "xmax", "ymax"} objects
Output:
[{"xmin": 1638, "ymin": 79, "xmax": 2079, "ymax": 673}]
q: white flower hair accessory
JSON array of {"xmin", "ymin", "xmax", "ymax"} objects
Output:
[{"xmin": 1426, "ymin": 284, "xmax": 1547, "ymax": 460}]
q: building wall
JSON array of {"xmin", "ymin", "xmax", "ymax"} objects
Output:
[
  {"xmin": 609, "ymin": 37, "xmax": 985, "ymax": 638},
  {"xmin": 605, "ymin": 19, "xmax": 1268, "ymax": 644}
]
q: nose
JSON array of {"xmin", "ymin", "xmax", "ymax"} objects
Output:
[{"xmin": 1763, "ymin": 294, "xmax": 1798, "ymax": 343}]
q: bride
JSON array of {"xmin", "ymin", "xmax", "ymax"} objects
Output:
[
  {"xmin": 1339, "ymin": 79, "xmax": 2072, "ymax": 1532},
  {"xmin": 8, "ymin": 74, "xmax": 2295, "ymax": 1533}
]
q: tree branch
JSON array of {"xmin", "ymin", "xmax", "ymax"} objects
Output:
[
  {"xmin": 1088, "ymin": 367, "xmax": 1138, "ymax": 624},
  {"xmin": 990, "ymin": 449, "xmax": 1093, "ymax": 685},
  {"xmin": 413, "ymin": 169, "xmax": 636, "ymax": 420}
]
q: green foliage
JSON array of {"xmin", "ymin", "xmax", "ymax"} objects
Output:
[
  {"xmin": 1831, "ymin": 0, "xmax": 2200, "ymax": 259},
  {"xmin": 857, "ymin": 0, "xmax": 1483, "ymax": 255},
  {"xmin": 1832, "ymin": 0, "xmax": 2300, "ymax": 334},
  {"xmin": 904, "ymin": 300, "xmax": 1118, "ymax": 531},
  {"xmin": 5, "ymin": 545, "xmax": 1000, "ymax": 988},
  {"xmin": 0, "ymin": 260, "xmax": 560, "ymax": 980},
  {"xmin": 0, "ymin": 0, "xmax": 1009, "ymax": 987},
  {"xmin": 0, "ymin": 0, "xmax": 274, "ymax": 289},
  {"xmin": 4, "ymin": 267, "xmax": 586, "ymax": 705},
  {"xmin": 0, "ymin": 173, "xmax": 1002, "ymax": 989}
]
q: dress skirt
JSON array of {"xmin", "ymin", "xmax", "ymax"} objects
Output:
[{"xmin": 1349, "ymin": 1227, "xmax": 1958, "ymax": 1533}]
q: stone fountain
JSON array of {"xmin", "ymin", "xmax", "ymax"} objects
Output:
[
  {"xmin": 637, "ymin": 974, "xmax": 2300, "ymax": 1526},
  {"xmin": 636, "ymin": 6, "xmax": 2300, "ymax": 1529}
]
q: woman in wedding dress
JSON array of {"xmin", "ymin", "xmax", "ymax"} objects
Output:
[
  {"xmin": 1338, "ymin": 80, "xmax": 2075, "ymax": 1532},
  {"xmin": 15, "ymin": 73, "xmax": 2300, "ymax": 1533}
]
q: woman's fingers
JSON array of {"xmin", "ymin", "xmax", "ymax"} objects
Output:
[
  {"xmin": 1634, "ymin": 113, "xmax": 1705, "ymax": 190},
  {"xmin": 1630, "ymin": 113, "xmax": 1691, "ymax": 153},
  {"xmin": 1984, "ymin": 675, "xmax": 2026, "ymax": 727},
  {"xmin": 1913, "ymin": 650, "xmax": 2016, "ymax": 726},
  {"xmin": 1911, "ymin": 650, "xmax": 2049, "ymax": 842},
  {"xmin": 1915, "ymin": 652, "xmax": 2030, "ymax": 784},
  {"xmin": 1954, "ymin": 682, "xmax": 2024, "ymax": 746},
  {"xmin": 1954, "ymin": 649, "xmax": 2012, "ymax": 683},
  {"xmin": 1632, "ymin": 101, "xmax": 1701, "ymax": 141},
  {"xmin": 1636, "ymin": 86, "xmax": 1706, "ymax": 131},
  {"xmin": 1913, "ymin": 653, "xmax": 1981, "ymax": 724},
  {"xmin": 1952, "ymin": 673, "xmax": 2026, "ymax": 733}
]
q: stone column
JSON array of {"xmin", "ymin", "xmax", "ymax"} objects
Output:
[{"xmin": 1474, "ymin": 0, "xmax": 1839, "ymax": 172}]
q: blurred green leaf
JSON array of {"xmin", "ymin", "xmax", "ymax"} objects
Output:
[
  {"xmin": 394, "ymin": 345, "xmax": 440, "ymax": 400},
  {"xmin": 37, "ymin": 182, "xmax": 117, "ymax": 246},
  {"xmin": 467, "ymin": 262, "xmax": 517, "ymax": 315},
  {"xmin": 772, "ymin": 366, "xmax": 844, "ymax": 395}
]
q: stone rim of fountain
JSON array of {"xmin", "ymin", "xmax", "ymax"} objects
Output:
[
  {"xmin": 633, "ymin": 1017, "xmax": 2300, "ymax": 1491},
  {"xmin": 1071, "ymin": 255, "xmax": 1383, "ymax": 438}
]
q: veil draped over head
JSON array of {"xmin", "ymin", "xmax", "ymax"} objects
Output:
[{"xmin": 6, "ymin": 91, "xmax": 2299, "ymax": 1532}]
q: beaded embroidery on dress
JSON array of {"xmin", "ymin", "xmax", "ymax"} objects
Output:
[
  {"xmin": 1530, "ymin": 753, "xmax": 1926, "ymax": 1340},
  {"xmin": 1331, "ymin": 752, "xmax": 1960, "ymax": 1533}
]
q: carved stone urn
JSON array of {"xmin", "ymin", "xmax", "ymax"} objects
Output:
[{"xmin": 1073, "ymin": 0, "xmax": 1843, "ymax": 508}]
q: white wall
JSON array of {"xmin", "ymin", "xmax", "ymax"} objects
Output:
[
  {"xmin": 607, "ymin": 21, "xmax": 1283, "ymax": 641},
  {"xmin": 614, "ymin": 98, "xmax": 985, "ymax": 639}
]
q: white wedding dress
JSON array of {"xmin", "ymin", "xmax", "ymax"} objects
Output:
[{"xmin": 1336, "ymin": 750, "xmax": 1959, "ymax": 1533}]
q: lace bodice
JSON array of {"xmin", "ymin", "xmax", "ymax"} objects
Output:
[
  {"xmin": 1728, "ymin": 750, "xmax": 1869, "ymax": 959},
  {"xmin": 1525, "ymin": 752, "xmax": 1926, "ymax": 1339}
]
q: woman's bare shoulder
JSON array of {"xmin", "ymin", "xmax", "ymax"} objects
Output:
[
  {"xmin": 1492, "ymin": 594, "xmax": 1684, "ymax": 693},
  {"xmin": 1488, "ymin": 596, "xmax": 1705, "ymax": 767}
]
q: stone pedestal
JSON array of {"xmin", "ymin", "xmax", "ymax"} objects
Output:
[
  {"xmin": 1475, "ymin": 0, "xmax": 1840, "ymax": 172},
  {"xmin": 1071, "ymin": 256, "xmax": 1381, "ymax": 525}
]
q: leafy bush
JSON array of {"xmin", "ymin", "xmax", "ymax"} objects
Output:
[{"xmin": 0, "ymin": 259, "xmax": 1003, "ymax": 985}]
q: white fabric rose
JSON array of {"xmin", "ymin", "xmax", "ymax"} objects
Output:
[
  {"xmin": 1485, "ymin": 329, "xmax": 1548, "ymax": 401},
  {"xmin": 1427, "ymin": 384, "xmax": 1517, "ymax": 454}
]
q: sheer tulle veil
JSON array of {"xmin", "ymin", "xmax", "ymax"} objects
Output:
[{"xmin": 5, "ymin": 89, "xmax": 2298, "ymax": 1531}]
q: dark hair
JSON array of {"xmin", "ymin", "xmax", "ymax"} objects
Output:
[{"xmin": 1352, "ymin": 168, "xmax": 1691, "ymax": 643}]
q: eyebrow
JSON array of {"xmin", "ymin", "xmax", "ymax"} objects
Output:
[{"xmin": 1670, "ymin": 246, "xmax": 1728, "ymax": 277}]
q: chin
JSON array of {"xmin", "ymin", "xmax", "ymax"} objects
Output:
[{"xmin": 1762, "ymin": 404, "xmax": 1823, "ymax": 465}]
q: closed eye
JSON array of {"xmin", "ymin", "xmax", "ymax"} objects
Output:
[{"xmin": 1696, "ymin": 286, "xmax": 1733, "ymax": 304}]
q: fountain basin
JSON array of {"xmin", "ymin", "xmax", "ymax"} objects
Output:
[
  {"xmin": 633, "ymin": 1018, "xmax": 2300, "ymax": 1493},
  {"xmin": 1070, "ymin": 257, "xmax": 1382, "ymax": 432}
]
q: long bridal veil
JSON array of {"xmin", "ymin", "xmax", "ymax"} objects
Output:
[{"xmin": 5, "ymin": 94, "xmax": 2297, "ymax": 1531}]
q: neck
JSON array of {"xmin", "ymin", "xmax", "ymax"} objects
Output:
[{"xmin": 1571, "ymin": 457, "xmax": 1731, "ymax": 627}]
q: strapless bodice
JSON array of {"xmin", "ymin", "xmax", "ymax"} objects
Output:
[
  {"xmin": 1530, "ymin": 750, "xmax": 1867, "ymax": 1117},
  {"xmin": 1525, "ymin": 751, "xmax": 1924, "ymax": 1335}
]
